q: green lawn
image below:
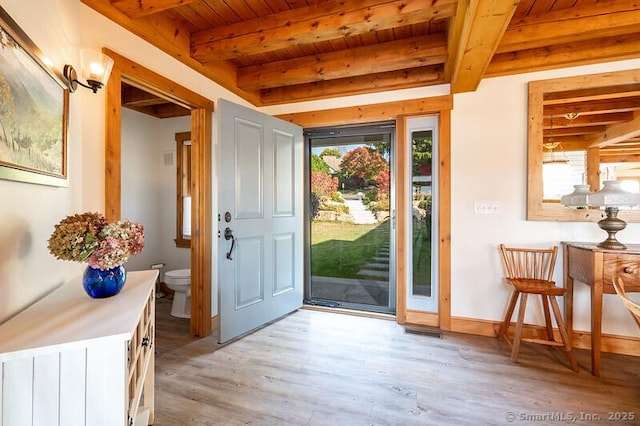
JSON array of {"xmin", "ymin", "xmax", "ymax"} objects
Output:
[{"xmin": 311, "ymin": 221, "xmax": 389, "ymax": 278}]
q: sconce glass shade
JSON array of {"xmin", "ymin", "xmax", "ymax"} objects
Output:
[
  {"xmin": 560, "ymin": 184, "xmax": 590, "ymax": 208},
  {"xmin": 63, "ymin": 49, "xmax": 114, "ymax": 93},
  {"xmin": 80, "ymin": 49, "xmax": 114, "ymax": 89}
]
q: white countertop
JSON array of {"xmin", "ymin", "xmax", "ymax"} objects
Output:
[{"xmin": 0, "ymin": 270, "xmax": 157, "ymax": 360}]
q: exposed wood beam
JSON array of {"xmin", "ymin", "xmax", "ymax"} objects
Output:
[
  {"xmin": 238, "ymin": 34, "xmax": 446, "ymax": 90},
  {"xmin": 122, "ymin": 85, "xmax": 168, "ymax": 107},
  {"xmin": 544, "ymin": 107, "xmax": 638, "ymax": 121},
  {"xmin": 488, "ymin": 33, "xmax": 640, "ymax": 77},
  {"xmin": 260, "ymin": 65, "xmax": 444, "ymax": 106},
  {"xmin": 443, "ymin": 0, "xmax": 468, "ymax": 81},
  {"xmin": 449, "ymin": 0, "xmax": 520, "ymax": 93},
  {"xmin": 111, "ymin": 0, "xmax": 198, "ymax": 19},
  {"xmin": 543, "ymin": 113, "xmax": 634, "ymax": 128},
  {"xmin": 190, "ymin": 0, "xmax": 456, "ymax": 62},
  {"xmin": 544, "ymin": 85, "xmax": 640, "ymax": 104},
  {"xmin": 600, "ymin": 154, "xmax": 640, "ymax": 163},
  {"xmin": 497, "ymin": 0, "xmax": 640, "ymax": 54},
  {"xmin": 276, "ymin": 95, "xmax": 453, "ymax": 128},
  {"xmin": 587, "ymin": 112, "xmax": 640, "ymax": 148},
  {"xmin": 81, "ymin": 0, "xmax": 261, "ymax": 105}
]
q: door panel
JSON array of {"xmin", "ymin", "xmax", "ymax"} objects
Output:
[
  {"xmin": 274, "ymin": 130, "xmax": 295, "ymax": 217},
  {"xmin": 218, "ymin": 99, "xmax": 303, "ymax": 343},
  {"xmin": 235, "ymin": 118, "xmax": 263, "ymax": 219}
]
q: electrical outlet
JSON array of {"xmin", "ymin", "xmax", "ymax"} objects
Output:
[{"xmin": 474, "ymin": 201, "xmax": 501, "ymax": 215}]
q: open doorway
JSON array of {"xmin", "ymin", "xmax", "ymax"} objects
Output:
[
  {"xmin": 103, "ymin": 50, "xmax": 214, "ymax": 337},
  {"xmin": 305, "ymin": 122, "xmax": 395, "ymax": 314}
]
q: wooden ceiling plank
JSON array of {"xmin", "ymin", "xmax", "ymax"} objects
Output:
[
  {"xmin": 111, "ymin": 0, "xmax": 199, "ymax": 19},
  {"xmin": 587, "ymin": 112, "xmax": 640, "ymax": 149},
  {"xmin": 81, "ymin": 0, "xmax": 261, "ymax": 105},
  {"xmin": 488, "ymin": 33, "xmax": 640, "ymax": 77},
  {"xmin": 449, "ymin": 0, "xmax": 520, "ymax": 93},
  {"xmin": 259, "ymin": 65, "xmax": 444, "ymax": 105},
  {"xmin": 237, "ymin": 34, "xmax": 446, "ymax": 90},
  {"xmin": 498, "ymin": 1, "xmax": 640, "ymax": 53},
  {"xmin": 190, "ymin": 0, "xmax": 456, "ymax": 61}
]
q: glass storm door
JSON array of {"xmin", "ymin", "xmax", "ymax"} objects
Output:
[{"xmin": 305, "ymin": 122, "xmax": 395, "ymax": 314}]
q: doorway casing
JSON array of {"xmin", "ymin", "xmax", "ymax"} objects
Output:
[{"xmin": 103, "ymin": 49, "xmax": 214, "ymax": 337}]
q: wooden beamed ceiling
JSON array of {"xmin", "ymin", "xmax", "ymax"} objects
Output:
[{"xmin": 81, "ymin": 0, "xmax": 640, "ymax": 108}]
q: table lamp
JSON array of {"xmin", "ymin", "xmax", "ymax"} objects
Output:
[
  {"xmin": 588, "ymin": 181, "xmax": 640, "ymax": 250},
  {"xmin": 560, "ymin": 184, "xmax": 590, "ymax": 209}
]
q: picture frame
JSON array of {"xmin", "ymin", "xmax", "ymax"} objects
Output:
[{"xmin": 0, "ymin": 5, "xmax": 69, "ymax": 187}]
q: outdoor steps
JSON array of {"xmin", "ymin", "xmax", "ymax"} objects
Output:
[
  {"xmin": 344, "ymin": 199, "xmax": 377, "ymax": 224},
  {"xmin": 357, "ymin": 242, "xmax": 390, "ymax": 279}
]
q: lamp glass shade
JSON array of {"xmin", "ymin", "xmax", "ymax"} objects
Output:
[
  {"xmin": 560, "ymin": 184, "xmax": 590, "ymax": 208},
  {"xmin": 79, "ymin": 49, "xmax": 114, "ymax": 86},
  {"xmin": 589, "ymin": 180, "xmax": 640, "ymax": 207}
]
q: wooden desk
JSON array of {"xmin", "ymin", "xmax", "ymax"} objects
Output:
[{"xmin": 562, "ymin": 242, "xmax": 640, "ymax": 376}]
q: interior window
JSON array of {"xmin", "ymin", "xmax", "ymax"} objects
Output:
[{"xmin": 175, "ymin": 131, "xmax": 191, "ymax": 248}]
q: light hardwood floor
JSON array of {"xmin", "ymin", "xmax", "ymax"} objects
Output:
[{"xmin": 154, "ymin": 298, "xmax": 640, "ymax": 425}]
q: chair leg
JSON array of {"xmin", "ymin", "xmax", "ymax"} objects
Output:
[
  {"xmin": 499, "ymin": 290, "xmax": 519, "ymax": 341},
  {"xmin": 541, "ymin": 295, "xmax": 554, "ymax": 341},
  {"xmin": 511, "ymin": 293, "xmax": 528, "ymax": 362},
  {"xmin": 549, "ymin": 296, "xmax": 579, "ymax": 372}
]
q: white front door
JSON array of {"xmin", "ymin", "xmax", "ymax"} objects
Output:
[{"xmin": 218, "ymin": 99, "xmax": 303, "ymax": 343}]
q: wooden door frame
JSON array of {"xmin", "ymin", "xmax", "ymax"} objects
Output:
[
  {"xmin": 276, "ymin": 95, "xmax": 452, "ymax": 330},
  {"xmin": 103, "ymin": 49, "xmax": 214, "ymax": 337}
]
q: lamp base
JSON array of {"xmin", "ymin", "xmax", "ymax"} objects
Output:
[{"xmin": 597, "ymin": 207, "xmax": 627, "ymax": 250}]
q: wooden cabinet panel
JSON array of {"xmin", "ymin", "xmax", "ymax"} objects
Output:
[{"xmin": 0, "ymin": 270, "xmax": 157, "ymax": 426}]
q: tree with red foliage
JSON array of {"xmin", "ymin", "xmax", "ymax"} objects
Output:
[
  {"xmin": 310, "ymin": 172, "xmax": 338, "ymax": 198},
  {"xmin": 340, "ymin": 147, "xmax": 388, "ymax": 183},
  {"xmin": 375, "ymin": 169, "xmax": 390, "ymax": 200}
]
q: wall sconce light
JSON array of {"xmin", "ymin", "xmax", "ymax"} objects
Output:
[{"xmin": 63, "ymin": 49, "xmax": 114, "ymax": 93}]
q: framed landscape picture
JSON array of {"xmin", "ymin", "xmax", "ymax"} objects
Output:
[{"xmin": 0, "ymin": 6, "xmax": 68, "ymax": 187}]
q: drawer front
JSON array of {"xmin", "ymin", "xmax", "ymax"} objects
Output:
[{"xmin": 603, "ymin": 253, "xmax": 640, "ymax": 293}]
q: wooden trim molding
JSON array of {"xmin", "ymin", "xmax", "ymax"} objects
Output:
[
  {"xmin": 277, "ymin": 95, "xmax": 453, "ymax": 330},
  {"xmin": 450, "ymin": 316, "xmax": 640, "ymax": 357},
  {"xmin": 103, "ymin": 48, "xmax": 214, "ymax": 337}
]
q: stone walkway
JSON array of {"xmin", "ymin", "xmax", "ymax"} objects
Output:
[{"xmin": 344, "ymin": 198, "xmax": 377, "ymax": 224}]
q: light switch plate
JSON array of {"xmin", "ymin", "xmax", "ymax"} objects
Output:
[{"xmin": 474, "ymin": 201, "xmax": 501, "ymax": 215}]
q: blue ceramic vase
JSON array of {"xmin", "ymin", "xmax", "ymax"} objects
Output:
[{"xmin": 82, "ymin": 264, "xmax": 126, "ymax": 298}]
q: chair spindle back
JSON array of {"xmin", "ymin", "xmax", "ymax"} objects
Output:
[{"xmin": 499, "ymin": 244, "xmax": 558, "ymax": 281}]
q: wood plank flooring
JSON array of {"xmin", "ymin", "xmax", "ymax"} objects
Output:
[{"xmin": 154, "ymin": 298, "xmax": 640, "ymax": 425}]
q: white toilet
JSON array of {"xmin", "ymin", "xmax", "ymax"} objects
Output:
[{"xmin": 164, "ymin": 269, "xmax": 191, "ymax": 318}]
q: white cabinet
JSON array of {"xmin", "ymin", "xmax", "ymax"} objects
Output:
[{"xmin": 0, "ymin": 270, "xmax": 157, "ymax": 426}]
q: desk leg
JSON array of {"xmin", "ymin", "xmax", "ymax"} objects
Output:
[
  {"xmin": 565, "ymin": 276, "xmax": 574, "ymax": 344},
  {"xmin": 591, "ymin": 277, "xmax": 603, "ymax": 376}
]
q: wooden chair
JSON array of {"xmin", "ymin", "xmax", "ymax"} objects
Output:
[
  {"xmin": 498, "ymin": 244, "xmax": 579, "ymax": 371},
  {"xmin": 612, "ymin": 277, "xmax": 640, "ymax": 329}
]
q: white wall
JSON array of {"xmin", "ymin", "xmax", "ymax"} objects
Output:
[
  {"xmin": 0, "ymin": 0, "xmax": 84, "ymax": 321},
  {"xmin": 120, "ymin": 109, "xmax": 191, "ymax": 275}
]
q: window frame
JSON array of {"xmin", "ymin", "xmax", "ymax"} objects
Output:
[{"xmin": 175, "ymin": 131, "xmax": 192, "ymax": 248}]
